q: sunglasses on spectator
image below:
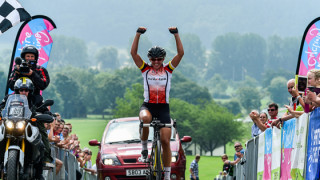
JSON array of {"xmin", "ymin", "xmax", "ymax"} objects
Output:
[
  {"xmin": 19, "ymin": 89, "xmax": 29, "ymax": 92},
  {"xmin": 268, "ymin": 109, "xmax": 276, "ymax": 112},
  {"xmin": 234, "ymin": 145, "xmax": 241, "ymax": 148},
  {"xmin": 150, "ymin": 58, "xmax": 164, "ymax": 61}
]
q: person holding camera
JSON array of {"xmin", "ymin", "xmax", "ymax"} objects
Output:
[
  {"xmin": 305, "ymin": 69, "xmax": 320, "ymax": 107},
  {"xmin": 8, "ymin": 45, "xmax": 50, "ymax": 99},
  {"xmin": 271, "ymin": 79, "xmax": 305, "ymax": 128},
  {"xmin": 131, "ymin": 26, "xmax": 184, "ymax": 180}
]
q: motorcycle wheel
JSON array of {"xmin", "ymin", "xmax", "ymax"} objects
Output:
[{"xmin": 7, "ymin": 150, "xmax": 19, "ymax": 180}]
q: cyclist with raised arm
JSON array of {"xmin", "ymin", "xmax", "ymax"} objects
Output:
[{"xmin": 131, "ymin": 26, "xmax": 184, "ymax": 180}]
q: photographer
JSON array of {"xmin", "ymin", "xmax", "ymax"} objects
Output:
[{"xmin": 8, "ymin": 45, "xmax": 50, "ymax": 100}]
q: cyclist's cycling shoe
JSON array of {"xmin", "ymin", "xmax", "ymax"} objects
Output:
[{"xmin": 140, "ymin": 150, "xmax": 148, "ymax": 162}]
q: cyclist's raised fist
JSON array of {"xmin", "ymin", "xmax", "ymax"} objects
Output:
[
  {"xmin": 137, "ymin": 27, "xmax": 147, "ymax": 34},
  {"xmin": 169, "ymin": 27, "xmax": 178, "ymax": 34}
]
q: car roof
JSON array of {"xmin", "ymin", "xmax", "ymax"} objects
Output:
[{"xmin": 110, "ymin": 117, "xmax": 140, "ymax": 123}]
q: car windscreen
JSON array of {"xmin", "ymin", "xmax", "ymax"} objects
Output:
[{"xmin": 104, "ymin": 120, "xmax": 175, "ymax": 144}]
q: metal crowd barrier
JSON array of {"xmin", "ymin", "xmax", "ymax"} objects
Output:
[
  {"xmin": 233, "ymin": 135, "xmax": 259, "ymax": 180},
  {"xmin": 43, "ymin": 145, "xmax": 97, "ymax": 180}
]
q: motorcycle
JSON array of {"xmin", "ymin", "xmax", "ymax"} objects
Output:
[{"xmin": 0, "ymin": 94, "xmax": 54, "ymax": 180}]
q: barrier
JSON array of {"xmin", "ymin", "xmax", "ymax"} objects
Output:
[
  {"xmin": 44, "ymin": 145, "xmax": 97, "ymax": 180},
  {"xmin": 230, "ymin": 111, "xmax": 317, "ymax": 180}
]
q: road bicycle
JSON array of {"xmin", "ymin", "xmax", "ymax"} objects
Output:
[{"xmin": 140, "ymin": 119, "xmax": 176, "ymax": 180}]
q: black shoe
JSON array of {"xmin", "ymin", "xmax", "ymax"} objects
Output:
[{"xmin": 141, "ymin": 150, "xmax": 148, "ymax": 162}]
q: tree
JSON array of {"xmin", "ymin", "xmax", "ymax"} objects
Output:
[
  {"xmin": 237, "ymin": 87, "xmax": 261, "ymax": 113},
  {"xmin": 207, "ymin": 74, "xmax": 229, "ymax": 98},
  {"xmin": 219, "ymin": 99, "xmax": 242, "ymax": 116},
  {"xmin": 266, "ymin": 35, "xmax": 300, "ymax": 72},
  {"xmin": 113, "ymin": 83, "xmax": 144, "ymax": 118},
  {"xmin": 169, "ymin": 33, "xmax": 206, "ymax": 81},
  {"xmin": 54, "ymin": 73, "xmax": 85, "ymax": 118},
  {"xmin": 50, "ymin": 35, "xmax": 89, "ymax": 68},
  {"xmin": 267, "ymin": 76, "xmax": 288, "ymax": 105},
  {"xmin": 94, "ymin": 73, "xmax": 126, "ymax": 118},
  {"xmin": 209, "ymin": 33, "xmax": 242, "ymax": 81},
  {"xmin": 128, "ymin": 36, "xmax": 152, "ymax": 62},
  {"xmin": 95, "ymin": 46, "xmax": 119, "ymax": 70},
  {"xmin": 196, "ymin": 101, "xmax": 243, "ymax": 156},
  {"xmin": 171, "ymin": 72, "xmax": 212, "ymax": 105},
  {"xmin": 238, "ymin": 33, "xmax": 266, "ymax": 80},
  {"xmin": 171, "ymin": 81, "xmax": 212, "ymax": 105},
  {"xmin": 169, "ymin": 98, "xmax": 200, "ymax": 138},
  {"xmin": 208, "ymin": 33, "xmax": 266, "ymax": 81},
  {"xmin": 262, "ymin": 69, "xmax": 294, "ymax": 87}
]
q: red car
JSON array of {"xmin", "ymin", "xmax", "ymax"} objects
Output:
[{"xmin": 89, "ymin": 117, "xmax": 192, "ymax": 180}]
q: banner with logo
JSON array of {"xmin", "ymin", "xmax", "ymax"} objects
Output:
[
  {"xmin": 280, "ymin": 118, "xmax": 296, "ymax": 179},
  {"xmin": 271, "ymin": 127, "xmax": 281, "ymax": 180},
  {"xmin": 264, "ymin": 128, "xmax": 272, "ymax": 179},
  {"xmin": 291, "ymin": 113, "xmax": 309, "ymax": 180},
  {"xmin": 257, "ymin": 131, "xmax": 265, "ymax": 180},
  {"xmin": 306, "ymin": 108, "xmax": 320, "ymax": 180},
  {"xmin": 296, "ymin": 17, "xmax": 320, "ymax": 76},
  {"xmin": 5, "ymin": 15, "xmax": 56, "ymax": 95}
]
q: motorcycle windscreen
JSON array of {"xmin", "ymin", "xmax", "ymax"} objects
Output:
[{"xmin": 1, "ymin": 94, "xmax": 32, "ymax": 121}]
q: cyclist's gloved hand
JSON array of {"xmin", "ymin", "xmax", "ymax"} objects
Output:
[
  {"xmin": 169, "ymin": 27, "xmax": 178, "ymax": 34},
  {"xmin": 137, "ymin": 27, "xmax": 147, "ymax": 34}
]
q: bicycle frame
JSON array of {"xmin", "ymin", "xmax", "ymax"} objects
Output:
[{"xmin": 140, "ymin": 120, "xmax": 175, "ymax": 180}]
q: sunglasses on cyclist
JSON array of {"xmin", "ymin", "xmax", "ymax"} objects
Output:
[
  {"xmin": 19, "ymin": 89, "xmax": 29, "ymax": 92},
  {"xmin": 268, "ymin": 109, "xmax": 276, "ymax": 112},
  {"xmin": 150, "ymin": 58, "xmax": 164, "ymax": 61}
]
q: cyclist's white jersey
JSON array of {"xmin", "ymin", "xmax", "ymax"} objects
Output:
[{"xmin": 140, "ymin": 60, "xmax": 175, "ymax": 104}]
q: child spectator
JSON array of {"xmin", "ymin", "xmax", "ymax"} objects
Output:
[{"xmin": 221, "ymin": 154, "xmax": 233, "ymax": 176}]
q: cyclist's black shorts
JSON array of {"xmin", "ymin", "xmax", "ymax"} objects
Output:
[{"xmin": 140, "ymin": 102, "xmax": 171, "ymax": 124}]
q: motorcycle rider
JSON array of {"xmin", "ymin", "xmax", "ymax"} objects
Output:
[{"xmin": 0, "ymin": 77, "xmax": 53, "ymax": 180}]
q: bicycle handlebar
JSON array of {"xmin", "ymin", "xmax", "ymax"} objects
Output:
[{"xmin": 140, "ymin": 120, "xmax": 176, "ymax": 128}]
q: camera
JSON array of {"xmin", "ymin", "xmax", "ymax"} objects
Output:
[{"xmin": 15, "ymin": 57, "xmax": 30, "ymax": 74}]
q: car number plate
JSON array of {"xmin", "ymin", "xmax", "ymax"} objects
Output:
[{"xmin": 126, "ymin": 169, "xmax": 147, "ymax": 176}]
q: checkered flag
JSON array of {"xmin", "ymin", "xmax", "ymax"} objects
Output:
[{"xmin": 0, "ymin": 0, "xmax": 31, "ymax": 35}]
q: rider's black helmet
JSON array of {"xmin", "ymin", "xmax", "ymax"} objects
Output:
[
  {"xmin": 20, "ymin": 45, "xmax": 39, "ymax": 62},
  {"xmin": 14, "ymin": 77, "xmax": 34, "ymax": 94},
  {"xmin": 147, "ymin": 46, "xmax": 166, "ymax": 59}
]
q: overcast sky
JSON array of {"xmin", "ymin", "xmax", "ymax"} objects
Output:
[{"xmin": 2, "ymin": 0, "xmax": 320, "ymax": 49}]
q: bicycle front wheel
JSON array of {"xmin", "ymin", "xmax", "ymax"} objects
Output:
[{"xmin": 156, "ymin": 140, "xmax": 163, "ymax": 180}]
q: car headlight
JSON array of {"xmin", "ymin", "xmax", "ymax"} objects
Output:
[
  {"xmin": 102, "ymin": 154, "xmax": 121, "ymax": 166},
  {"xmin": 16, "ymin": 121, "xmax": 26, "ymax": 130},
  {"xmin": 171, "ymin": 151, "xmax": 178, "ymax": 163},
  {"xmin": 5, "ymin": 121, "xmax": 14, "ymax": 129}
]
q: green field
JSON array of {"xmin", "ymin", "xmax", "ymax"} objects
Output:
[
  {"xmin": 66, "ymin": 116, "xmax": 248, "ymax": 178},
  {"xmin": 65, "ymin": 117, "xmax": 109, "ymax": 162}
]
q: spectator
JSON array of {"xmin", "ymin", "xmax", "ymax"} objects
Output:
[
  {"xmin": 66, "ymin": 123, "xmax": 72, "ymax": 134},
  {"xmin": 220, "ymin": 154, "xmax": 233, "ymax": 176},
  {"xmin": 189, "ymin": 154, "xmax": 200, "ymax": 180},
  {"xmin": 267, "ymin": 103, "xmax": 278, "ymax": 127},
  {"xmin": 62, "ymin": 125, "xmax": 70, "ymax": 140},
  {"xmin": 272, "ymin": 79, "xmax": 305, "ymax": 128},
  {"xmin": 54, "ymin": 112, "xmax": 61, "ymax": 121},
  {"xmin": 305, "ymin": 69, "xmax": 320, "ymax": 107},
  {"xmin": 250, "ymin": 110, "xmax": 268, "ymax": 137},
  {"xmin": 44, "ymin": 121, "xmax": 63, "ymax": 175},
  {"xmin": 224, "ymin": 142, "xmax": 244, "ymax": 166},
  {"xmin": 82, "ymin": 148, "xmax": 96, "ymax": 174}
]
